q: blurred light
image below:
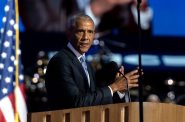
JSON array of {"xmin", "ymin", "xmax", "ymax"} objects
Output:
[
  {"xmin": 34, "ymin": 73, "xmax": 39, "ymax": 79},
  {"xmin": 178, "ymin": 81, "xmax": 185, "ymax": 87},
  {"xmin": 101, "ymin": 55, "xmax": 110, "ymax": 62},
  {"xmin": 38, "ymin": 68, "xmax": 43, "ymax": 75},
  {"xmin": 4, "ymin": 41, "xmax": 10, "ymax": 47},
  {"xmin": 37, "ymin": 82, "xmax": 44, "ymax": 89},
  {"xmin": 40, "ymin": 78, "xmax": 45, "ymax": 83},
  {"xmin": 167, "ymin": 91, "xmax": 175, "ymax": 100},
  {"xmin": 14, "ymin": 60, "xmax": 17, "ymax": 65},
  {"xmin": 2, "ymin": 17, "xmax": 6, "ymax": 23},
  {"xmin": 0, "ymin": 63, "xmax": 4, "ymax": 69},
  {"xmin": 7, "ymin": 66, "xmax": 13, "ymax": 72},
  {"xmin": 93, "ymin": 39, "xmax": 99, "ymax": 45},
  {"xmin": 37, "ymin": 59, "xmax": 43, "ymax": 66},
  {"xmin": 30, "ymin": 85, "xmax": 36, "ymax": 92},
  {"xmin": 0, "ymin": 28, "xmax": 4, "ymax": 33},
  {"xmin": 43, "ymin": 59, "xmax": 48, "ymax": 65},
  {"xmin": 19, "ymin": 74, "xmax": 24, "ymax": 80},
  {"xmin": 7, "ymin": 30, "xmax": 13, "ymax": 36},
  {"xmin": 1, "ymin": 52, "xmax": 7, "ymax": 58},
  {"xmin": 162, "ymin": 55, "xmax": 185, "ymax": 67},
  {"xmin": 99, "ymin": 41, "xmax": 105, "ymax": 47},
  {"xmin": 10, "ymin": 55, "xmax": 15, "ymax": 61},
  {"xmin": 32, "ymin": 77, "xmax": 38, "ymax": 83},
  {"xmin": 167, "ymin": 78, "xmax": 174, "ymax": 85},
  {"xmin": 110, "ymin": 53, "xmax": 122, "ymax": 66},
  {"xmin": 43, "ymin": 67, "xmax": 47, "ymax": 74},
  {"xmin": 145, "ymin": 85, "xmax": 152, "ymax": 91},
  {"xmin": 124, "ymin": 54, "xmax": 160, "ymax": 66},
  {"xmin": 147, "ymin": 94, "xmax": 160, "ymax": 102},
  {"xmin": 41, "ymin": 97, "xmax": 48, "ymax": 102},
  {"xmin": 4, "ymin": 5, "xmax": 10, "ymax": 12},
  {"xmin": 13, "ymin": 23, "xmax": 18, "ymax": 29},
  {"xmin": 87, "ymin": 55, "xmax": 93, "ymax": 62},
  {"xmin": 38, "ymin": 51, "xmax": 45, "ymax": 57},
  {"xmin": 9, "ymin": 19, "xmax": 15, "ymax": 25}
]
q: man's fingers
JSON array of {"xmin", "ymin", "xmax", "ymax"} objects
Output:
[
  {"xmin": 129, "ymin": 74, "xmax": 140, "ymax": 80},
  {"xmin": 126, "ymin": 69, "xmax": 138, "ymax": 76},
  {"xmin": 129, "ymin": 84, "xmax": 139, "ymax": 88},
  {"xmin": 129, "ymin": 79, "xmax": 138, "ymax": 84}
]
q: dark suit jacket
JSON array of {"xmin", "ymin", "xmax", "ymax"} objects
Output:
[{"xmin": 45, "ymin": 46, "xmax": 113, "ymax": 110}]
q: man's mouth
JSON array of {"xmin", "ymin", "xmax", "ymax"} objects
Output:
[{"xmin": 80, "ymin": 43, "xmax": 89, "ymax": 47}]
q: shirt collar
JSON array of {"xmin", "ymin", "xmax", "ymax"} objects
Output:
[{"xmin": 67, "ymin": 42, "xmax": 85, "ymax": 61}]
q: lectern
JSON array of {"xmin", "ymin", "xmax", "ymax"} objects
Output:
[{"xmin": 28, "ymin": 102, "xmax": 185, "ymax": 122}]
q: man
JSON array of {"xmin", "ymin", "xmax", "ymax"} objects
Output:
[{"xmin": 45, "ymin": 14, "xmax": 139, "ymax": 110}]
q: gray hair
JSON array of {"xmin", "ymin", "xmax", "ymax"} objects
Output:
[{"xmin": 66, "ymin": 13, "xmax": 95, "ymax": 30}]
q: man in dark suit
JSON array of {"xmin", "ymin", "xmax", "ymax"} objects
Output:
[{"xmin": 45, "ymin": 14, "xmax": 139, "ymax": 110}]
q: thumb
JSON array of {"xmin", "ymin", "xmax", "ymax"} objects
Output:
[{"xmin": 119, "ymin": 66, "xmax": 124, "ymax": 75}]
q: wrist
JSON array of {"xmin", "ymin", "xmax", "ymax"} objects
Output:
[{"xmin": 109, "ymin": 83, "xmax": 118, "ymax": 93}]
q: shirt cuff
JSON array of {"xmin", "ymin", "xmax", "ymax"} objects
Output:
[
  {"xmin": 108, "ymin": 86, "xmax": 113, "ymax": 96},
  {"xmin": 117, "ymin": 91, "xmax": 125, "ymax": 99}
]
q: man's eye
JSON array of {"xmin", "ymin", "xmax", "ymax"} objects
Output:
[
  {"xmin": 88, "ymin": 30, "xmax": 94, "ymax": 34},
  {"xmin": 76, "ymin": 30, "xmax": 84, "ymax": 33},
  {"xmin": 76, "ymin": 29, "xmax": 94, "ymax": 35},
  {"xmin": 79, "ymin": 30, "xmax": 84, "ymax": 33}
]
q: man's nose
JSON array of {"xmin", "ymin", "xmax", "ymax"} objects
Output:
[{"xmin": 82, "ymin": 31, "xmax": 88, "ymax": 39}]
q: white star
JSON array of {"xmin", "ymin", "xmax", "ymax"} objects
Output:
[
  {"xmin": 14, "ymin": 60, "xmax": 18, "ymax": 66},
  {"xmin": 8, "ymin": 66, "xmax": 14, "ymax": 72},
  {"xmin": 4, "ymin": 5, "xmax": 10, "ymax": 12},
  {"xmin": 2, "ymin": 88, "xmax": 8, "ymax": 94},
  {"xmin": 4, "ymin": 41, "xmax": 10, "ymax": 47},
  {"xmin": 10, "ymin": 55, "xmax": 15, "ymax": 61},
  {"xmin": 2, "ymin": 17, "xmax": 7, "ymax": 23},
  {"xmin": 14, "ymin": 24, "xmax": 18, "ymax": 29},
  {"xmin": 7, "ymin": 30, "xmax": 13, "ymax": 37},
  {"xmin": 0, "ymin": 63, "xmax": 4, "ymax": 69},
  {"xmin": 0, "ymin": 28, "xmax": 4, "ymax": 33},
  {"xmin": 9, "ymin": 19, "xmax": 15, "ymax": 25},
  {"xmin": 17, "ymin": 49, "xmax": 21, "ymax": 55},
  {"xmin": 13, "ymin": 81, "xmax": 16, "ymax": 86},
  {"xmin": 1, "ymin": 52, "xmax": 7, "ymax": 58},
  {"xmin": 5, "ymin": 77, "xmax": 11, "ymax": 83}
]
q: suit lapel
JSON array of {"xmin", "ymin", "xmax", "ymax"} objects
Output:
[{"xmin": 63, "ymin": 47, "xmax": 90, "ymax": 89}]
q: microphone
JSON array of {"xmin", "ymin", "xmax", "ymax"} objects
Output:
[{"xmin": 107, "ymin": 61, "xmax": 131, "ymax": 102}]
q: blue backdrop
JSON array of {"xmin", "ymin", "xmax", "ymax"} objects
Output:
[{"xmin": 149, "ymin": 0, "xmax": 185, "ymax": 37}]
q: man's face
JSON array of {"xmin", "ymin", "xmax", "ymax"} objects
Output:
[{"xmin": 71, "ymin": 19, "xmax": 95, "ymax": 54}]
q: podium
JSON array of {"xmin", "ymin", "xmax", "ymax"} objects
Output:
[{"xmin": 28, "ymin": 102, "xmax": 185, "ymax": 122}]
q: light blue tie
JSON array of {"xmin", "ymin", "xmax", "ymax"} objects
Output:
[{"xmin": 80, "ymin": 55, "xmax": 90, "ymax": 86}]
